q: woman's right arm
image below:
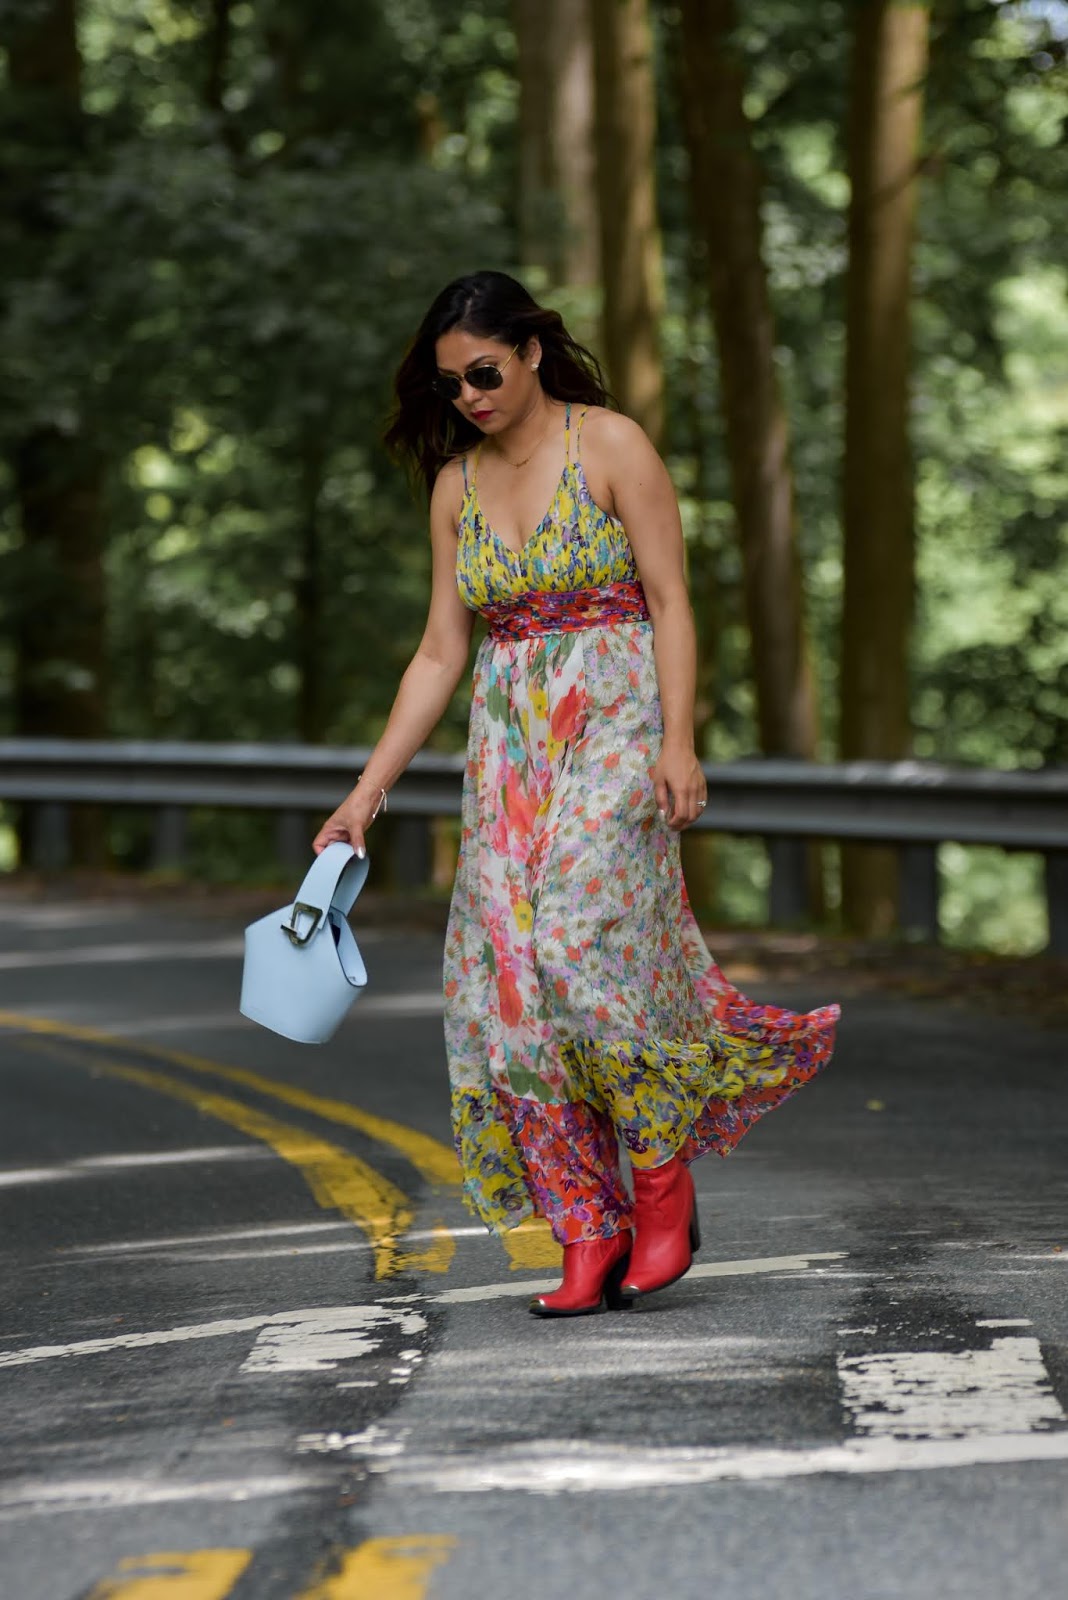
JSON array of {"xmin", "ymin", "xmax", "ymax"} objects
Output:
[{"xmin": 312, "ymin": 460, "xmax": 474, "ymax": 857}]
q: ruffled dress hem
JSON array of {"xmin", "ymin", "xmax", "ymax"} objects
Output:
[{"xmin": 451, "ymin": 995, "xmax": 839, "ymax": 1245}]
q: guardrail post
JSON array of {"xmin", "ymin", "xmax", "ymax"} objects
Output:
[
  {"xmin": 1045, "ymin": 850, "xmax": 1068, "ymax": 956},
  {"xmin": 29, "ymin": 803, "xmax": 71, "ymax": 871},
  {"xmin": 152, "ymin": 806, "xmax": 188, "ymax": 872},
  {"xmin": 900, "ymin": 842, "xmax": 940, "ymax": 942},
  {"xmin": 392, "ymin": 816, "xmax": 433, "ymax": 891},
  {"xmin": 767, "ymin": 837, "xmax": 809, "ymax": 925},
  {"xmin": 275, "ymin": 811, "xmax": 311, "ymax": 874}
]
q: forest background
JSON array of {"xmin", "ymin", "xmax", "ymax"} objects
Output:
[{"xmin": 0, "ymin": 0, "xmax": 1065, "ymax": 954}]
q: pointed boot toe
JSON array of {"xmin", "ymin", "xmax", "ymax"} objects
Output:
[{"xmin": 529, "ymin": 1230, "xmax": 634, "ymax": 1318}]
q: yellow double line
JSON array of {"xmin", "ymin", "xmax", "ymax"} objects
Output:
[
  {"xmin": 88, "ymin": 1537, "xmax": 457, "ymax": 1599},
  {"xmin": 0, "ymin": 1010, "xmax": 559, "ymax": 1275}
]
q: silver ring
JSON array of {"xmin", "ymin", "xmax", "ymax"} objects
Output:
[{"xmin": 697, "ymin": 799, "xmax": 707, "ymax": 809}]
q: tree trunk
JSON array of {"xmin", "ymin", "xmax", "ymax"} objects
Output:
[
  {"xmin": 204, "ymin": 0, "xmax": 244, "ymax": 154},
  {"xmin": 13, "ymin": 432, "xmax": 107, "ymax": 745},
  {"xmin": 841, "ymin": 0, "xmax": 930, "ymax": 936},
  {"xmin": 514, "ymin": 0, "xmax": 599, "ymax": 288},
  {"xmin": 679, "ymin": 550, "xmax": 720, "ymax": 919},
  {"xmin": 6, "ymin": 0, "xmax": 109, "ymax": 865},
  {"xmin": 294, "ymin": 441, "xmax": 327, "ymax": 743},
  {"xmin": 677, "ymin": 237, "xmax": 719, "ymax": 920},
  {"xmin": 677, "ymin": 0, "xmax": 824, "ymax": 917},
  {"xmin": 4, "ymin": 0, "xmax": 81, "ymax": 100},
  {"xmin": 205, "ymin": 0, "xmax": 232, "ymax": 114},
  {"xmin": 678, "ymin": 0, "xmax": 820, "ymax": 763},
  {"xmin": 591, "ymin": 0, "xmax": 665, "ymax": 444}
]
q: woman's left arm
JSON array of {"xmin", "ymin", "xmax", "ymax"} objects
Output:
[{"xmin": 587, "ymin": 410, "xmax": 707, "ymax": 830}]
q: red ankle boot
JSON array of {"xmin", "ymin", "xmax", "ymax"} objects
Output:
[
  {"xmin": 529, "ymin": 1230, "xmax": 634, "ymax": 1318},
  {"xmin": 620, "ymin": 1157, "xmax": 700, "ymax": 1298}
]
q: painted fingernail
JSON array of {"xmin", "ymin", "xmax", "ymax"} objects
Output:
[{"xmin": 356, "ymin": 846, "xmax": 366, "ymax": 860}]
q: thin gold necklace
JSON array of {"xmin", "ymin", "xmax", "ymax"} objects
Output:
[{"xmin": 496, "ymin": 410, "xmax": 554, "ymax": 470}]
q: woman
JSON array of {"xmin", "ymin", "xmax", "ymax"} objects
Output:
[{"xmin": 314, "ymin": 270, "xmax": 839, "ymax": 1317}]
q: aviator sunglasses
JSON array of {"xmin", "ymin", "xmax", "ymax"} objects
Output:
[{"xmin": 432, "ymin": 344, "xmax": 518, "ymax": 401}]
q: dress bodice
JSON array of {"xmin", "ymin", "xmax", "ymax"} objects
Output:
[{"xmin": 455, "ymin": 404, "xmax": 639, "ymax": 613}]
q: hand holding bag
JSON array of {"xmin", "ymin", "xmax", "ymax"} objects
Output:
[{"xmin": 239, "ymin": 841, "xmax": 370, "ymax": 1044}]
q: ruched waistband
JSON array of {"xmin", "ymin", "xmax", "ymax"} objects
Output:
[{"xmin": 483, "ymin": 580, "xmax": 650, "ymax": 641}]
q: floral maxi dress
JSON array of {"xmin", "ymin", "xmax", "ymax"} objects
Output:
[{"xmin": 444, "ymin": 405, "xmax": 840, "ymax": 1246}]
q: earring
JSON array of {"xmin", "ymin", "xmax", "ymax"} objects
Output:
[{"xmin": 532, "ymin": 362, "xmax": 540, "ymax": 371}]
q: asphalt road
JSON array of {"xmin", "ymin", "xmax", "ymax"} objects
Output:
[{"xmin": 1, "ymin": 887, "xmax": 1066, "ymax": 1600}]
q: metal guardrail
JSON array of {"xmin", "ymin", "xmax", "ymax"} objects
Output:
[{"xmin": 1, "ymin": 739, "xmax": 1066, "ymax": 950}]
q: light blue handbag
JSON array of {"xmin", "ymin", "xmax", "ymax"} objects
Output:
[{"xmin": 239, "ymin": 841, "xmax": 370, "ymax": 1044}]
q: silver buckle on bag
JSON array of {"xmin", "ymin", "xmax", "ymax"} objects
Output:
[{"xmin": 281, "ymin": 901, "xmax": 323, "ymax": 946}]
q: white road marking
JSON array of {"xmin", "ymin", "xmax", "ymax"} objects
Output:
[
  {"xmin": 0, "ymin": 1146, "xmax": 265, "ymax": 1189},
  {"xmin": 180, "ymin": 1243, "xmax": 369, "ymax": 1262},
  {"xmin": 0, "ymin": 1473, "xmax": 329, "ymax": 1518},
  {"xmin": 381, "ymin": 1431, "xmax": 1068, "ymax": 1494},
  {"xmin": 264, "ymin": 1282, "xmax": 1066, "ymax": 1493},
  {"xmin": 0, "ymin": 905, "xmax": 134, "ymax": 931},
  {"xmin": 430, "ymin": 1252, "xmax": 847, "ymax": 1305},
  {"xmin": 80, "ymin": 989, "xmax": 442, "ymax": 1034},
  {"xmin": 0, "ymin": 939, "xmax": 246, "ymax": 970},
  {"xmin": 838, "ymin": 1336, "xmax": 1064, "ymax": 1441},
  {"xmin": 165, "ymin": 1225, "xmax": 491, "ymax": 1264},
  {"xmin": 68, "ymin": 1216, "xmax": 495, "ymax": 1254},
  {"xmin": 65, "ymin": 1220, "xmax": 355, "ymax": 1253},
  {"xmin": 359, "ymin": 990, "xmax": 445, "ymax": 1016},
  {"xmin": 0, "ymin": 1313, "xmax": 276, "ymax": 1369},
  {"xmin": 239, "ymin": 1306, "xmax": 425, "ymax": 1374},
  {"xmin": 431, "ymin": 1333, "xmax": 790, "ymax": 1382},
  {"xmin": 351, "ymin": 1311, "xmax": 1064, "ymax": 1494},
  {"xmin": 298, "ymin": 1424, "xmax": 410, "ymax": 1459},
  {"xmin": 89, "ymin": 1012, "xmax": 247, "ymax": 1034},
  {"xmin": 64, "ymin": 1223, "xmax": 490, "ymax": 1265},
  {"xmin": 0, "ymin": 1255, "xmax": 838, "ymax": 1368},
  {"xmin": 0, "ymin": 1304, "xmax": 418, "ymax": 1371},
  {"xmin": 761, "ymin": 1213, "xmax": 829, "ymax": 1222},
  {"xmin": 976, "ymin": 1318, "xmax": 1033, "ymax": 1329},
  {"xmin": 0, "ymin": 1167, "xmax": 71, "ymax": 1189}
]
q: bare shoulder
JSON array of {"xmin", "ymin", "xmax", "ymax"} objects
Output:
[
  {"xmin": 581, "ymin": 406, "xmax": 662, "ymax": 471},
  {"xmin": 581, "ymin": 405, "xmax": 648, "ymax": 447},
  {"xmin": 579, "ymin": 406, "xmax": 668, "ymax": 509}
]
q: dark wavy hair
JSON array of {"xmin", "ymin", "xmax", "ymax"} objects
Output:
[{"xmin": 384, "ymin": 270, "xmax": 613, "ymax": 496}]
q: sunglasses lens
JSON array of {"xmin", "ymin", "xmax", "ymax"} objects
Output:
[
  {"xmin": 467, "ymin": 366, "xmax": 504, "ymax": 391},
  {"xmin": 433, "ymin": 360, "xmax": 509, "ymax": 399}
]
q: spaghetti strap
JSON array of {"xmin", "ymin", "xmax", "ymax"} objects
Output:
[
  {"xmin": 563, "ymin": 401, "xmax": 573, "ymax": 464},
  {"xmin": 572, "ymin": 405, "xmax": 589, "ymax": 465}
]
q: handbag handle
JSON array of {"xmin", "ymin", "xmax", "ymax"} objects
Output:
[{"xmin": 281, "ymin": 841, "xmax": 369, "ymax": 947}]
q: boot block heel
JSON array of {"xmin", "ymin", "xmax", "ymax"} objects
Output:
[{"xmin": 603, "ymin": 1253, "xmax": 636, "ymax": 1312}]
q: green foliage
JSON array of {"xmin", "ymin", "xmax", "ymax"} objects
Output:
[
  {"xmin": 1, "ymin": 0, "xmax": 1064, "ymax": 952},
  {"xmin": 656, "ymin": 0, "xmax": 1067, "ymax": 947},
  {"xmin": 1, "ymin": 0, "xmax": 510, "ymax": 746}
]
